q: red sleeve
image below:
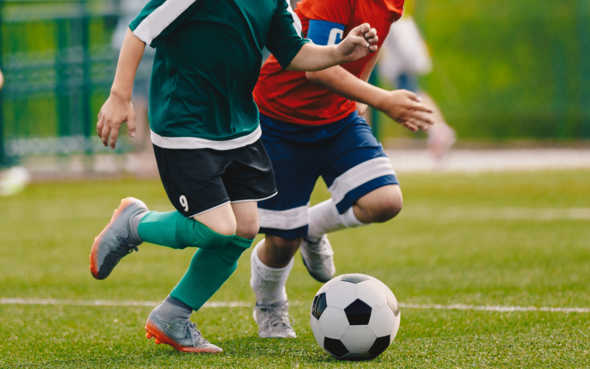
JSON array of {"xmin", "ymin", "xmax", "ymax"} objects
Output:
[{"xmin": 297, "ymin": 0, "xmax": 353, "ymax": 25}]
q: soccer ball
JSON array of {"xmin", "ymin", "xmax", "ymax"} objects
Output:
[{"xmin": 310, "ymin": 273, "xmax": 401, "ymax": 360}]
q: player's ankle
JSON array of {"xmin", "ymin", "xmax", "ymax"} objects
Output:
[{"xmin": 154, "ymin": 295, "xmax": 192, "ymax": 321}]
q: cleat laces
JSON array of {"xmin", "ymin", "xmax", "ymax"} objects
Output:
[
  {"xmin": 257, "ymin": 303, "xmax": 295, "ymax": 330},
  {"xmin": 183, "ymin": 320, "xmax": 208, "ymax": 347},
  {"xmin": 102, "ymin": 235, "xmax": 140, "ymax": 269},
  {"xmin": 114, "ymin": 235, "xmax": 140, "ymax": 255}
]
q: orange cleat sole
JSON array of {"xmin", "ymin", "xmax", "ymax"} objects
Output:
[
  {"xmin": 89, "ymin": 197, "xmax": 140, "ymax": 280},
  {"xmin": 145, "ymin": 320, "xmax": 222, "ymax": 354}
]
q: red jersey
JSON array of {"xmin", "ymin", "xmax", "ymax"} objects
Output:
[{"xmin": 254, "ymin": 0, "xmax": 404, "ymax": 126}]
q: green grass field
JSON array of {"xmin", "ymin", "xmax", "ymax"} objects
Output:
[{"xmin": 1, "ymin": 170, "xmax": 589, "ymax": 368}]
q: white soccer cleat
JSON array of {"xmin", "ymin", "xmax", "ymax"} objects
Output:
[
  {"xmin": 253, "ymin": 301, "xmax": 297, "ymax": 338},
  {"xmin": 301, "ymin": 235, "xmax": 336, "ymax": 283}
]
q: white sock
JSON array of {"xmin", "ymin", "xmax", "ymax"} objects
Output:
[
  {"xmin": 307, "ymin": 199, "xmax": 367, "ymax": 242},
  {"xmin": 250, "ymin": 240, "xmax": 294, "ymax": 306}
]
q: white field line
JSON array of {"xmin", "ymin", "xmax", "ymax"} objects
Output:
[
  {"xmin": 385, "ymin": 149, "xmax": 590, "ymax": 173},
  {"xmin": 398, "ymin": 303, "xmax": 590, "ymax": 313},
  {"xmin": 0, "ymin": 298, "xmax": 247, "ymax": 308},
  {"xmin": 1, "ymin": 298, "xmax": 589, "ymax": 313},
  {"xmin": 403, "ymin": 207, "xmax": 590, "ymax": 221}
]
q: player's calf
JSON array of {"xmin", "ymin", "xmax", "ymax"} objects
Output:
[
  {"xmin": 259, "ymin": 235, "xmax": 301, "ymax": 268},
  {"xmin": 250, "ymin": 240, "xmax": 297, "ymax": 338}
]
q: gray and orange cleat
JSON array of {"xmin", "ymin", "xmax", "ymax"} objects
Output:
[
  {"xmin": 145, "ymin": 309, "xmax": 223, "ymax": 353},
  {"xmin": 89, "ymin": 197, "xmax": 148, "ymax": 280}
]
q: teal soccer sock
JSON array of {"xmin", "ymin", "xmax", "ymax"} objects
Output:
[
  {"xmin": 137, "ymin": 211, "xmax": 234, "ymax": 250},
  {"xmin": 170, "ymin": 236, "xmax": 253, "ymax": 311}
]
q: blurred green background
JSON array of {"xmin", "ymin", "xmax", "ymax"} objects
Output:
[
  {"xmin": 414, "ymin": 0, "xmax": 590, "ymax": 141},
  {"xmin": 0, "ymin": 0, "xmax": 589, "ymax": 167}
]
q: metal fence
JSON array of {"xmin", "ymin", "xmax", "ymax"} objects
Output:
[
  {"xmin": 1, "ymin": 0, "xmax": 588, "ymax": 170},
  {"xmin": 0, "ymin": 0, "xmax": 135, "ymax": 168}
]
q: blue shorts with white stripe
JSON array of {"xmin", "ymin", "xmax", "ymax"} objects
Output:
[{"xmin": 258, "ymin": 111, "xmax": 399, "ymax": 239}]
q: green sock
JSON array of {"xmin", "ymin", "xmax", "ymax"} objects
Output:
[
  {"xmin": 170, "ymin": 236, "xmax": 253, "ymax": 311},
  {"xmin": 137, "ymin": 211, "xmax": 234, "ymax": 250}
]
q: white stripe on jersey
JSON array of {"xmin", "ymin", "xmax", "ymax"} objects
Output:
[
  {"xmin": 328, "ymin": 157, "xmax": 396, "ymax": 205},
  {"xmin": 150, "ymin": 125, "xmax": 262, "ymax": 151},
  {"xmin": 133, "ymin": 0, "xmax": 196, "ymax": 46}
]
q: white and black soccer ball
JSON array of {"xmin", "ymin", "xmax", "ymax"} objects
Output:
[{"xmin": 310, "ymin": 273, "xmax": 401, "ymax": 360}]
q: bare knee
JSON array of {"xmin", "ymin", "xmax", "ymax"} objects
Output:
[
  {"xmin": 355, "ymin": 185, "xmax": 403, "ymax": 223},
  {"xmin": 194, "ymin": 206, "xmax": 237, "ymax": 236},
  {"xmin": 236, "ymin": 215, "xmax": 260, "ymax": 240},
  {"xmin": 371, "ymin": 194, "xmax": 403, "ymax": 223},
  {"xmin": 231, "ymin": 201, "xmax": 261, "ymax": 239}
]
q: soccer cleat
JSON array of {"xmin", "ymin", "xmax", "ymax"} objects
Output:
[
  {"xmin": 253, "ymin": 301, "xmax": 296, "ymax": 338},
  {"xmin": 89, "ymin": 197, "xmax": 148, "ymax": 280},
  {"xmin": 145, "ymin": 309, "xmax": 223, "ymax": 353},
  {"xmin": 300, "ymin": 235, "xmax": 336, "ymax": 283}
]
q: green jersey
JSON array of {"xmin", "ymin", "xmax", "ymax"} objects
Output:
[{"xmin": 130, "ymin": 0, "xmax": 309, "ymax": 150}]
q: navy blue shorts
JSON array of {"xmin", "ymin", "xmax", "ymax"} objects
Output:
[{"xmin": 258, "ymin": 111, "xmax": 399, "ymax": 239}]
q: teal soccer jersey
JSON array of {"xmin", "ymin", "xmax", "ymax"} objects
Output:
[{"xmin": 130, "ymin": 0, "xmax": 309, "ymax": 150}]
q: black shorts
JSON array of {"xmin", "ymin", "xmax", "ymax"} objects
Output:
[{"xmin": 153, "ymin": 139, "xmax": 277, "ymax": 217}]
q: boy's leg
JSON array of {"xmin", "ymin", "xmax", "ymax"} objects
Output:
[
  {"xmin": 137, "ymin": 203, "xmax": 236, "ymax": 249},
  {"xmin": 251, "ymin": 237, "xmax": 298, "ymax": 338},
  {"xmin": 148, "ymin": 140, "xmax": 276, "ymax": 348},
  {"xmin": 306, "ymin": 184, "xmax": 403, "ymax": 241},
  {"xmin": 89, "ymin": 145, "xmax": 237, "ymax": 280},
  {"xmin": 168, "ymin": 202, "xmax": 257, "ymax": 311},
  {"xmin": 252, "ymin": 116, "xmax": 321, "ymax": 338},
  {"xmin": 146, "ymin": 204, "xmax": 258, "ymax": 353},
  {"xmin": 302, "ymin": 114, "xmax": 401, "ymax": 281}
]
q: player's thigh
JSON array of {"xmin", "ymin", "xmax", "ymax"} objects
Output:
[
  {"xmin": 257, "ymin": 136, "xmax": 320, "ymax": 240},
  {"xmin": 321, "ymin": 117, "xmax": 400, "ymax": 215},
  {"xmin": 153, "ymin": 145, "xmax": 236, "ymax": 234},
  {"xmin": 220, "ymin": 140, "xmax": 280, "ymax": 238}
]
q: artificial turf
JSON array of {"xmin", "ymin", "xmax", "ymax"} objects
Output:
[{"xmin": 1, "ymin": 170, "xmax": 589, "ymax": 368}]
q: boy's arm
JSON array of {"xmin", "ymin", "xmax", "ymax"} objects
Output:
[
  {"xmin": 355, "ymin": 51, "xmax": 379, "ymax": 116},
  {"xmin": 305, "ymin": 56, "xmax": 434, "ymax": 132},
  {"xmin": 97, "ymin": 29, "xmax": 145, "ymax": 149},
  {"xmin": 286, "ymin": 23, "xmax": 378, "ymax": 71}
]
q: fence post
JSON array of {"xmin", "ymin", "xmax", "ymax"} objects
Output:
[
  {"xmin": 0, "ymin": 0, "xmax": 5, "ymax": 168},
  {"xmin": 369, "ymin": 69, "xmax": 380, "ymax": 141},
  {"xmin": 80, "ymin": 0, "xmax": 93, "ymax": 159},
  {"xmin": 578, "ymin": 0, "xmax": 590, "ymax": 139}
]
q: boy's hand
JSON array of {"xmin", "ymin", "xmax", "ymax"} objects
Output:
[
  {"xmin": 377, "ymin": 90, "xmax": 435, "ymax": 132},
  {"xmin": 97, "ymin": 94, "xmax": 136, "ymax": 149},
  {"xmin": 337, "ymin": 23, "xmax": 378, "ymax": 63},
  {"xmin": 357, "ymin": 103, "xmax": 368, "ymax": 117}
]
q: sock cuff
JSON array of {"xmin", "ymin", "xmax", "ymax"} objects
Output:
[
  {"xmin": 231, "ymin": 235, "xmax": 255, "ymax": 250},
  {"xmin": 339, "ymin": 206, "xmax": 366, "ymax": 228},
  {"xmin": 217, "ymin": 236, "xmax": 253, "ymax": 261},
  {"xmin": 165, "ymin": 295, "xmax": 193, "ymax": 312},
  {"xmin": 129, "ymin": 210, "xmax": 150, "ymax": 244},
  {"xmin": 155, "ymin": 294, "xmax": 192, "ymax": 321}
]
